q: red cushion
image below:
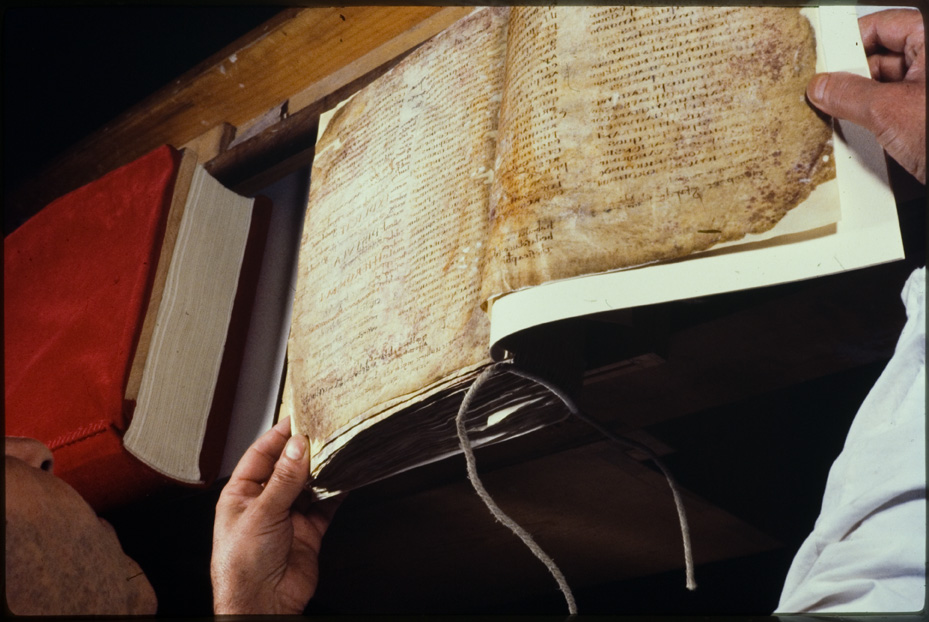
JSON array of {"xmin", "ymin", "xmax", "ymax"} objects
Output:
[{"xmin": 5, "ymin": 145, "xmax": 180, "ymax": 511}]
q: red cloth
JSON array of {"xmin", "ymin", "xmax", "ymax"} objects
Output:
[{"xmin": 5, "ymin": 145, "xmax": 180, "ymax": 512}]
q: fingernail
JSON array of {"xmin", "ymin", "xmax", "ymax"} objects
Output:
[
  {"xmin": 808, "ymin": 73, "xmax": 826, "ymax": 104},
  {"xmin": 285, "ymin": 435, "xmax": 306, "ymax": 461}
]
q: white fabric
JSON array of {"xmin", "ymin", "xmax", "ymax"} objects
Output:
[{"xmin": 776, "ymin": 267, "xmax": 926, "ymax": 614}]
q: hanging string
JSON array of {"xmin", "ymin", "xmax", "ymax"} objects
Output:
[
  {"xmin": 455, "ymin": 360, "xmax": 698, "ymax": 615},
  {"xmin": 456, "ymin": 361, "xmax": 578, "ymax": 615},
  {"xmin": 503, "ymin": 364, "xmax": 698, "ymax": 592}
]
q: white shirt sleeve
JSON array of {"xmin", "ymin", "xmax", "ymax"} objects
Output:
[{"xmin": 776, "ymin": 267, "xmax": 926, "ymax": 613}]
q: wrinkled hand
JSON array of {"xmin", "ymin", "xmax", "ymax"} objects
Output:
[
  {"xmin": 211, "ymin": 417, "xmax": 341, "ymax": 614},
  {"xmin": 807, "ymin": 9, "xmax": 926, "ymax": 184}
]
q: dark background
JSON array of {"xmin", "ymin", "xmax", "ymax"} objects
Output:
[{"xmin": 2, "ymin": 5, "xmax": 281, "ymax": 230}]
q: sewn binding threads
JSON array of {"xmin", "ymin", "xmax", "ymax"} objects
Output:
[{"xmin": 455, "ymin": 360, "xmax": 697, "ymax": 615}]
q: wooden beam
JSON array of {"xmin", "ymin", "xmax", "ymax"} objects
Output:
[{"xmin": 9, "ymin": 6, "xmax": 470, "ymax": 221}]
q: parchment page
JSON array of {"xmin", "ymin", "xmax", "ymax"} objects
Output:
[
  {"xmin": 489, "ymin": 6, "xmax": 902, "ymax": 348},
  {"xmin": 288, "ymin": 7, "xmax": 509, "ymax": 459},
  {"xmin": 482, "ymin": 6, "xmax": 837, "ymax": 302}
]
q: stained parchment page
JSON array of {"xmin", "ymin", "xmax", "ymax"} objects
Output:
[
  {"xmin": 481, "ymin": 6, "xmax": 838, "ymax": 303},
  {"xmin": 488, "ymin": 6, "xmax": 902, "ymax": 348},
  {"xmin": 288, "ymin": 7, "xmax": 509, "ymax": 462}
]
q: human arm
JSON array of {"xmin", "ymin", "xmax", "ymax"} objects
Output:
[
  {"xmin": 210, "ymin": 417, "xmax": 341, "ymax": 614},
  {"xmin": 806, "ymin": 9, "xmax": 926, "ymax": 184}
]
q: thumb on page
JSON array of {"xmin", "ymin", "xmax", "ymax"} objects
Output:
[
  {"xmin": 260, "ymin": 433, "xmax": 310, "ymax": 516},
  {"xmin": 808, "ymin": 72, "xmax": 926, "ymax": 184},
  {"xmin": 806, "ymin": 71, "xmax": 883, "ymax": 127}
]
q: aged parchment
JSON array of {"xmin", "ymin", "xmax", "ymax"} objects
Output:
[
  {"xmin": 288, "ymin": 8, "xmax": 509, "ymax": 464},
  {"xmin": 288, "ymin": 6, "xmax": 844, "ymax": 488},
  {"xmin": 482, "ymin": 7, "xmax": 836, "ymax": 300}
]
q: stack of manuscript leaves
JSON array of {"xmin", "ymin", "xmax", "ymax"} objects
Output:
[{"xmin": 287, "ymin": 6, "xmax": 839, "ymax": 494}]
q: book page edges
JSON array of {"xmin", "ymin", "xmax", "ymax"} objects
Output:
[
  {"xmin": 125, "ymin": 148, "xmax": 198, "ymax": 400},
  {"xmin": 308, "ymin": 360, "xmax": 490, "ymax": 475},
  {"xmin": 488, "ymin": 6, "xmax": 902, "ymax": 350},
  {"xmin": 311, "ymin": 395, "xmax": 547, "ymax": 500},
  {"xmin": 123, "ymin": 166, "xmax": 255, "ymax": 484}
]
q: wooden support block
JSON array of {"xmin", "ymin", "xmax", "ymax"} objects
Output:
[{"xmin": 180, "ymin": 123, "xmax": 236, "ymax": 164}]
